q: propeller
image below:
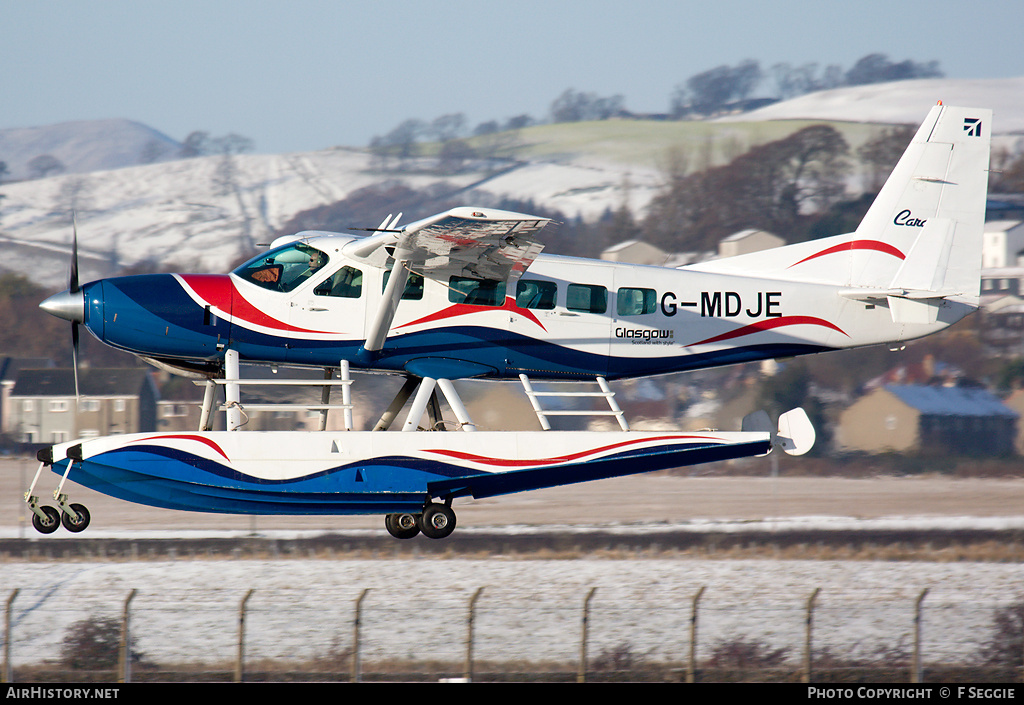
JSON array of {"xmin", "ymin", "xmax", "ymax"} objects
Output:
[
  {"xmin": 70, "ymin": 217, "xmax": 81, "ymax": 400},
  {"xmin": 39, "ymin": 216, "xmax": 86, "ymax": 401}
]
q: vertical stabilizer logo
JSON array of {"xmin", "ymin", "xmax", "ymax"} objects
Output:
[{"xmin": 964, "ymin": 117, "xmax": 982, "ymax": 137}]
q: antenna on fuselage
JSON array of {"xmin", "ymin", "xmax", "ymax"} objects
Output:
[{"xmin": 349, "ymin": 212, "xmax": 403, "ymax": 233}]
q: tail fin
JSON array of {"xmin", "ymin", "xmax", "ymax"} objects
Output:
[
  {"xmin": 689, "ymin": 104, "xmax": 992, "ymax": 308},
  {"xmin": 850, "ymin": 103, "xmax": 992, "ymax": 299}
]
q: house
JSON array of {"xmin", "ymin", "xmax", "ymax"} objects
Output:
[
  {"xmin": 601, "ymin": 228, "xmax": 784, "ymax": 269},
  {"xmin": 979, "ymin": 294, "xmax": 1024, "ymax": 356},
  {"xmin": 1005, "ymin": 389, "xmax": 1024, "ymax": 455},
  {"xmin": 600, "ymin": 240, "xmax": 668, "ymax": 266},
  {"xmin": 982, "ymin": 221, "xmax": 1024, "ymax": 269},
  {"xmin": 0, "ymin": 357, "xmax": 53, "ymax": 437},
  {"xmin": 718, "ymin": 229, "xmax": 783, "ymax": 258},
  {"xmin": 981, "ymin": 268, "xmax": 1024, "ymax": 298},
  {"xmin": 7, "ymin": 367, "xmax": 158, "ymax": 445},
  {"xmin": 986, "ymin": 194, "xmax": 1024, "ymax": 222},
  {"xmin": 836, "ymin": 384, "xmax": 1018, "ymax": 456}
]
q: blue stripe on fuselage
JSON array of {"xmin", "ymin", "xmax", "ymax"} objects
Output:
[
  {"xmin": 94, "ymin": 275, "xmax": 227, "ymax": 360},
  {"xmin": 88, "ymin": 275, "xmax": 836, "ymax": 379}
]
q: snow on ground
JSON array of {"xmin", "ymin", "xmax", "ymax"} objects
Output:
[
  {"xmin": 1, "ymin": 554, "xmax": 1020, "ymax": 667},
  {"xmin": 2, "ymin": 515, "xmax": 1023, "ymax": 667},
  {"xmin": 719, "ymin": 77, "xmax": 1024, "ymax": 135},
  {"xmin": 0, "ymin": 148, "xmax": 488, "ymax": 288},
  {"xmin": 3, "ymin": 513, "xmax": 1024, "ymax": 541}
]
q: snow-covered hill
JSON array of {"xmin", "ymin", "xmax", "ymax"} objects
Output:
[
  {"xmin": 0, "ymin": 147, "xmax": 661, "ymax": 289},
  {"xmin": 719, "ymin": 77, "xmax": 1024, "ymax": 135},
  {"xmin": 2, "ymin": 78, "xmax": 1021, "ymax": 290},
  {"xmin": 0, "ymin": 118, "xmax": 181, "ymax": 180}
]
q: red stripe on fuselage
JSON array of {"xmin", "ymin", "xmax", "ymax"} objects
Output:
[
  {"xmin": 788, "ymin": 240, "xmax": 906, "ymax": 268},
  {"xmin": 178, "ymin": 274, "xmax": 331, "ymax": 334},
  {"xmin": 687, "ymin": 316, "xmax": 848, "ymax": 347},
  {"xmin": 397, "ymin": 296, "xmax": 547, "ymax": 331}
]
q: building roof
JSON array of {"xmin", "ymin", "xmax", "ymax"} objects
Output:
[
  {"xmin": 884, "ymin": 384, "xmax": 1018, "ymax": 418},
  {"xmin": 0, "ymin": 357, "xmax": 53, "ymax": 382},
  {"xmin": 984, "ymin": 220, "xmax": 1024, "ymax": 233},
  {"xmin": 721, "ymin": 229, "xmax": 779, "ymax": 242},
  {"xmin": 10, "ymin": 368, "xmax": 156, "ymax": 398}
]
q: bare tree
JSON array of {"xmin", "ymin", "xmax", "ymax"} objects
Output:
[
  {"xmin": 437, "ymin": 138, "xmax": 477, "ymax": 174},
  {"xmin": 858, "ymin": 125, "xmax": 916, "ymax": 191},
  {"xmin": 180, "ymin": 131, "xmax": 211, "ymax": 158},
  {"xmin": 27, "ymin": 154, "xmax": 65, "ymax": 179},
  {"xmin": 370, "ymin": 119, "xmax": 426, "ymax": 169},
  {"xmin": 672, "ymin": 59, "xmax": 763, "ymax": 117},
  {"xmin": 770, "ymin": 62, "xmax": 843, "ymax": 99},
  {"xmin": 428, "ymin": 113, "xmax": 468, "ymax": 143},
  {"xmin": 990, "ymin": 139, "xmax": 1024, "ymax": 194},
  {"xmin": 550, "ymin": 89, "xmax": 624, "ymax": 123},
  {"xmin": 844, "ymin": 53, "xmax": 943, "ymax": 86},
  {"xmin": 643, "ymin": 125, "xmax": 850, "ymax": 251}
]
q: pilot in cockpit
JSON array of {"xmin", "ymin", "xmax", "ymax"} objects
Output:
[
  {"xmin": 237, "ymin": 243, "xmax": 328, "ymax": 292},
  {"xmin": 294, "ymin": 251, "xmax": 326, "ymax": 285}
]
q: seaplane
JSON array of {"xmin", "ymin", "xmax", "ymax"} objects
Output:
[{"xmin": 28, "ymin": 103, "xmax": 990, "ymax": 539}]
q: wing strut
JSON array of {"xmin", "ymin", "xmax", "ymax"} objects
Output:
[
  {"xmin": 357, "ymin": 253, "xmax": 410, "ymax": 363},
  {"xmin": 348, "ymin": 207, "xmax": 551, "ymax": 364}
]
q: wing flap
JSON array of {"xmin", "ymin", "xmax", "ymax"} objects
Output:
[{"xmin": 346, "ymin": 206, "xmax": 550, "ymax": 282}]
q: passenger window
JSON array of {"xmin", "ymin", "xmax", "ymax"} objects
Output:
[
  {"xmin": 315, "ymin": 266, "xmax": 363, "ymax": 298},
  {"xmin": 567, "ymin": 283, "xmax": 607, "ymax": 314},
  {"xmin": 449, "ymin": 276, "xmax": 506, "ymax": 306},
  {"xmin": 516, "ymin": 280, "xmax": 556, "ymax": 310},
  {"xmin": 617, "ymin": 287, "xmax": 657, "ymax": 316},
  {"xmin": 381, "ymin": 269, "xmax": 425, "ymax": 300}
]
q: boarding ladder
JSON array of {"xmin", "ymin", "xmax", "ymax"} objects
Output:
[{"xmin": 519, "ymin": 374, "xmax": 629, "ymax": 431}]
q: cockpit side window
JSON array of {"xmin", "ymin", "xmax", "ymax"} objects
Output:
[{"xmin": 233, "ymin": 243, "xmax": 329, "ymax": 292}]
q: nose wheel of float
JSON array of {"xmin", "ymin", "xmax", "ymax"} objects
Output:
[
  {"xmin": 384, "ymin": 502, "xmax": 457, "ymax": 540},
  {"xmin": 24, "ymin": 452, "xmax": 92, "ymax": 535},
  {"xmin": 25, "ymin": 495, "xmax": 91, "ymax": 534},
  {"xmin": 29, "ymin": 504, "xmax": 61, "ymax": 534}
]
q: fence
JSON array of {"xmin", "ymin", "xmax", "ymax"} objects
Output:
[{"xmin": 3, "ymin": 582, "xmax": 1023, "ymax": 683}]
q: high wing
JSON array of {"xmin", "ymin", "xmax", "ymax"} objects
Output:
[
  {"xmin": 347, "ymin": 207, "xmax": 551, "ymax": 361},
  {"xmin": 345, "ymin": 206, "xmax": 549, "ymax": 280}
]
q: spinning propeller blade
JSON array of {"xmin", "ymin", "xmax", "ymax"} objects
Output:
[
  {"xmin": 70, "ymin": 215, "xmax": 80, "ymax": 294},
  {"xmin": 70, "ymin": 217, "xmax": 81, "ymax": 400},
  {"xmin": 71, "ymin": 319, "xmax": 80, "ymax": 401}
]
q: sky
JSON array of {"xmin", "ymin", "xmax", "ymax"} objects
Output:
[{"xmin": 2, "ymin": 0, "xmax": 1023, "ymax": 155}]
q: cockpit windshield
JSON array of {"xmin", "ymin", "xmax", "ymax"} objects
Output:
[{"xmin": 233, "ymin": 242, "xmax": 329, "ymax": 292}]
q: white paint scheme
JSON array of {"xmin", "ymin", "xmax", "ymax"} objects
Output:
[{"xmin": 199, "ymin": 104, "xmax": 991, "ymax": 378}]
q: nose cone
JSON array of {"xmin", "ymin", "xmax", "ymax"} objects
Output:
[{"xmin": 40, "ymin": 288, "xmax": 85, "ymax": 324}]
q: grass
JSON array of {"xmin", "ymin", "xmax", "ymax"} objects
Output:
[{"xmin": 452, "ymin": 118, "xmax": 892, "ymax": 172}]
